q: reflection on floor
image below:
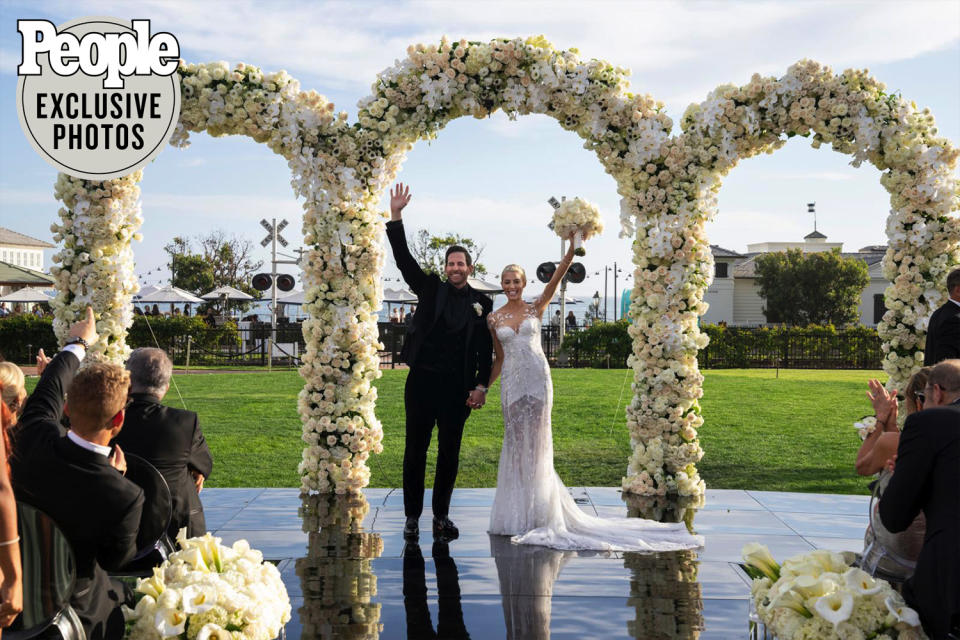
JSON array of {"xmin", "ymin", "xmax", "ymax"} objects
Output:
[{"xmin": 199, "ymin": 487, "xmax": 869, "ymax": 639}]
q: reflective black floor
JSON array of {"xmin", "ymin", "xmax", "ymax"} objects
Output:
[{"xmin": 199, "ymin": 487, "xmax": 869, "ymax": 639}]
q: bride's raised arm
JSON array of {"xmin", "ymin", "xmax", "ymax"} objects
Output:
[{"xmin": 534, "ymin": 236, "xmax": 576, "ymax": 317}]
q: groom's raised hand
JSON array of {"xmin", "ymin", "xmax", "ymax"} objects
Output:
[{"xmin": 390, "ymin": 182, "xmax": 411, "ymax": 221}]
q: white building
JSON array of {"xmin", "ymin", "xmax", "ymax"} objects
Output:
[
  {"xmin": 704, "ymin": 230, "xmax": 888, "ymax": 327},
  {"xmin": 0, "ymin": 227, "xmax": 53, "ymax": 272}
]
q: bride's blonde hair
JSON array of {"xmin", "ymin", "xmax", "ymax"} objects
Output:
[{"xmin": 501, "ymin": 264, "xmax": 526, "ymax": 285}]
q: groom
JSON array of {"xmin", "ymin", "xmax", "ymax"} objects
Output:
[{"xmin": 386, "ymin": 183, "xmax": 493, "ymax": 542}]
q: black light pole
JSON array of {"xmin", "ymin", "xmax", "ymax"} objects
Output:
[
  {"xmin": 604, "ymin": 265, "xmax": 609, "ymax": 322},
  {"xmin": 613, "ymin": 261, "xmax": 619, "ymax": 322}
]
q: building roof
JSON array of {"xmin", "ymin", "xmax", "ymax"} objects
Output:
[
  {"xmin": 0, "ymin": 261, "xmax": 55, "ymax": 286},
  {"xmin": 803, "ymin": 229, "xmax": 827, "ymax": 240},
  {"xmin": 710, "ymin": 244, "xmax": 745, "ymax": 258},
  {"xmin": 0, "ymin": 227, "xmax": 54, "ymax": 248}
]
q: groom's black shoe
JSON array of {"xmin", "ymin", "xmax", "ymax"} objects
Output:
[
  {"xmin": 404, "ymin": 517, "xmax": 419, "ymax": 541},
  {"xmin": 433, "ymin": 516, "xmax": 459, "ymax": 541}
]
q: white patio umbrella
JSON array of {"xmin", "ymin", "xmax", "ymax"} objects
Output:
[
  {"xmin": 200, "ymin": 285, "xmax": 255, "ymax": 301},
  {"xmin": 276, "ymin": 289, "xmax": 306, "ymax": 305},
  {"xmin": 467, "ymin": 277, "xmax": 503, "ymax": 294},
  {"xmin": 0, "ymin": 286, "xmax": 55, "ymax": 303},
  {"xmin": 525, "ymin": 291, "xmax": 580, "ymax": 304},
  {"xmin": 134, "ymin": 284, "xmax": 159, "ymax": 300},
  {"xmin": 383, "ymin": 287, "xmax": 417, "ymax": 303},
  {"xmin": 201, "ymin": 285, "xmax": 256, "ymax": 317},
  {"xmin": 136, "ymin": 285, "xmax": 205, "ymax": 304}
]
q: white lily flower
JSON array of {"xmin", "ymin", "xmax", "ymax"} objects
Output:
[
  {"xmin": 813, "ymin": 590, "xmax": 854, "ymax": 627},
  {"xmin": 885, "ymin": 595, "xmax": 921, "ymax": 627},
  {"xmin": 154, "ymin": 607, "xmax": 187, "ymax": 637},
  {"xmin": 741, "ymin": 543, "xmax": 781, "ymax": 581},
  {"xmin": 843, "ymin": 567, "xmax": 883, "ymax": 595},
  {"xmin": 182, "ymin": 584, "xmax": 217, "ymax": 614}
]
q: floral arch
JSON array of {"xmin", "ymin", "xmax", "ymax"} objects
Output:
[{"xmin": 47, "ymin": 38, "xmax": 958, "ymax": 497}]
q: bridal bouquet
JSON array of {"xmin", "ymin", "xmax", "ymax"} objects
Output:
[
  {"xmin": 854, "ymin": 416, "xmax": 878, "ymax": 441},
  {"xmin": 124, "ymin": 532, "xmax": 291, "ymax": 640},
  {"xmin": 551, "ymin": 197, "xmax": 604, "ymax": 256},
  {"xmin": 741, "ymin": 544, "xmax": 926, "ymax": 640}
]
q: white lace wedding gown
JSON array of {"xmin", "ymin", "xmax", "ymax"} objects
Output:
[{"xmin": 487, "ymin": 304, "xmax": 704, "ymax": 552}]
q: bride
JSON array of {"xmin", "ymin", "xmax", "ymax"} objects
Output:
[{"xmin": 485, "ymin": 237, "xmax": 703, "ymax": 552}]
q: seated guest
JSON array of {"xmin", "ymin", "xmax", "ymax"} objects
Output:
[
  {"xmin": 923, "ymin": 268, "xmax": 960, "ymax": 366},
  {"xmin": 855, "ymin": 371, "xmax": 929, "ymax": 580},
  {"xmin": 114, "ymin": 348, "xmax": 213, "ymax": 539},
  {"xmin": 880, "ymin": 359, "xmax": 960, "ymax": 639},
  {"xmin": 11, "ymin": 308, "xmax": 143, "ymax": 640},
  {"xmin": 0, "ymin": 364, "xmax": 26, "ymax": 418}
]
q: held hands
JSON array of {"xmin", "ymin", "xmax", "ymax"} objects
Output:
[
  {"xmin": 467, "ymin": 389, "xmax": 486, "ymax": 409},
  {"xmin": 68, "ymin": 306, "xmax": 100, "ymax": 347},
  {"xmin": 390, "ymin": 183, "xmax": 411, "ymax": 221}
]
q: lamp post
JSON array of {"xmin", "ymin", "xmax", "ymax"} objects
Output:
[{"xmin": 592, "ymin": 290, "xmax": 600, "ymax": 322}]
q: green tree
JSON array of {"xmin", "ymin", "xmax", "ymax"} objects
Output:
[
  {"xmin": 754, "ymin": 248, "xmax": 870, "ymax": 326},
  {"xmin": 165, "ymin": 237, "xmax": 214, "ymax": 294},
  {"xmin": 410, "ymin": 229, "xmax": 487, "ymax": 277}
]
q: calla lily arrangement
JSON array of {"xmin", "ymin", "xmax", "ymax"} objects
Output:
[
  {"xmin": 124, "ymin": 531, "xmax": 291, "ymax": 640},
  {"xmin": 742, "ymin": 544, "xmax": 927, "ymax": 639}
]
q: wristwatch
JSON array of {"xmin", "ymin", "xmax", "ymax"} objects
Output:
[
  {"xmin": 475, "ymin": 385, "xmax": 488, "ymax": 393},
  {"xmin": 64, "ymin": 337, "xmax": 89, "ymax": 349}
]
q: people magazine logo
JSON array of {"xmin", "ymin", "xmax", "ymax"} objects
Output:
[{"xmin": 16, "ymin": 17, "xmax": 181, "ymax": 180}]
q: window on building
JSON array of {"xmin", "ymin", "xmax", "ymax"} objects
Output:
[
  {"xmin": 873, "ymin": 293, "xmax": 886, "ymax": 324},
  {"xmin": 714, "ymin": 262, "xmax": 728, "ymax": 278}
]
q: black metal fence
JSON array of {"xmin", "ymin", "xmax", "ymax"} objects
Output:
[
  {"xmin": 1, "ymin": 315, "xmax": 883, "ymax": 370},
  {"xmin": 697, "ymin": 328, "xmax": 882, "ymax": 369}
]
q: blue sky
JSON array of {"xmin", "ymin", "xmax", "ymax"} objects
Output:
[{"xmin": 1, "ymin": 0, "xmax": 958, "ymax": 305}]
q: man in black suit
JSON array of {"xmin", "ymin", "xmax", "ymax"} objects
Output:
[
  {"xmin": 385, "ymin": 183, "xmax": 493, "ymax": 542},
  {"xmin": 114, "ymin": 347, "xmax": 213, "ymax": 538},
  {"xmin": 879, "ymin": 359, "xmax": 960, "ymax": 639},
  {"xmin": 11, "ymin": 307, "xmax": 143, "ymax": 640},
  {"xmin": 923, "ymin": 268, "xmax": 960, "ymax": 366}
]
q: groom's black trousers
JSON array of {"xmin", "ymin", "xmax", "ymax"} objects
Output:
[{"xmin": 403, "ymin": 367, "xmax": 471, "ymax": 518}]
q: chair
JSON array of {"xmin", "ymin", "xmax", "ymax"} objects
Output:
[
  {"xmin": 6, "ymin": 502, "xmax": 84, "ymax": 640},
  {"xmin": 110, "ymin": 453, "xmax": 176, "ymax": 577}
]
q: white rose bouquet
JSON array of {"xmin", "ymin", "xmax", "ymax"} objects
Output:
[
  {"xmin": 551, "ymin": 197, "xmax": 604, "ymax": 256},
  {"xmin": 124, "ymin": 532, "xmax": 291, "ymax": 640},
  {"xmin": 741, "ymin": 544, "xmax": 926, "ymax": 640}
]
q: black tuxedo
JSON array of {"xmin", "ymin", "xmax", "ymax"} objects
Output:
[
  {"xmin": 924, "ymin": 300, "xmax": 960, "ymax": 366},
  {"xmin": 879, "ymin": 401, "xmax": 960, "ymax": 639},
  {"xmin": 403, "ymin": 542, "xmax": 469, "ymax": 639},
  {"xmin": 386, "ymin": 220, "xmax": 493, "ymax": 518},
  {"xmin": 112, "ymin": 393, "xmax": 213, "ymax": 538},
  {"xmin": 11, "ymin": 351, "xmax": 144, "ymax": 640}
]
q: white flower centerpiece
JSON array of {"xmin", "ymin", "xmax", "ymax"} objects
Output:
[
  {"xmin": 124, "ymin": 532, "xmax": 291, "ymax": 640},
  {"xmin": 741, "ymin": 543, "xmax": 926, "ymax": 639},
  {"xmin": 551, "ymin": 197, "xmax": 604, "ymax": 256}
]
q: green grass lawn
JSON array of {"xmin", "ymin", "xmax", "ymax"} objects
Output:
[{"xmin": 25, "ymin": 368, "xmax": 881, "ymax": 494}]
